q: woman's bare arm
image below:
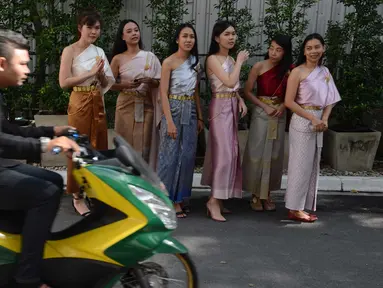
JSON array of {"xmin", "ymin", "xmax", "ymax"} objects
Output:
[
  {"xmin": 59, "ymin": 46, "xmax": 97, "ymax": 88},
  {"xmin": 322, "ymin": 104, "xmax": 334, "ymax": 121},
  {"xmin": 194, "ymin": 82, "xmax": 203, "ymax": 121},
  {"xmin": 110, "ymin": 55, "xmax": 125, "ymax": 91},
  {"xmin": 244, "ymin": 62, "xmax": 270, "ymax": 110},
  {"xmin": 207, "ymin": 56, "xmax": 242, "ymax": 88},
  {"xmin": 159, "ymin": 58, "xmax": 173, "ymax": 124},
  {"xmin": 284, "ymin": 68, "xmax": 317, "ymax": 121}
]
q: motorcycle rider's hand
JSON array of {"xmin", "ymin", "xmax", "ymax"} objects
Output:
[
  {"xmin": 53, "ymin": 126, "xmax": 76, "ymax": 137},
  {"xmin": 47, "ymin": 136, "xmax": 80, "ymax": 153}
]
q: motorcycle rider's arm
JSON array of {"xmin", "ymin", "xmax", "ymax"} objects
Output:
[
  {"xmin": 0, "ymin": 133, "xmax": 80, "ymax": 161},
  {"xmin": 1, "ymin": 118, "xmax": 54, "ymax": 138},
  {"xmin": 0, "ymin": 131, "xmax": 42, "ymax": 161}
]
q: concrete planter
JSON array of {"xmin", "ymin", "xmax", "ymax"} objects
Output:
[{"xmin": 323, "ymin": 128, "xmax": 381, "ymax": 171}]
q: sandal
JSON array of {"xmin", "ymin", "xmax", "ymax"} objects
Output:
[
  {"xmin": 221, "ymin": 207, "xmax": 232, "ymax": 214},
  {"xmin": 250, "ymin": 195, "xmax": 263, "ymax": 211},
  {"xmin": 288, "ymin": 211, "xmax": 316, "ymax": 223},
  {"xmin": 182, "ymin": 205, "xmax": 191, "ymax": 214},
  {"xmin": 263, "ymin": 197, "xmax": 276, "ymax": 211},
  {"xmin": 174, "ymin": 202, "xmax": 187, "ymax": 218},
  {"xmin": 72, "ymin": 195, "xmax": 91, "ymax": 217},
  {"xmin": 176, "ymin": 211, "xmax": 187, "ymax": 218},
  {"xmin": 302, "ymin": 211, "xmax": 318, "ymax": 220}
]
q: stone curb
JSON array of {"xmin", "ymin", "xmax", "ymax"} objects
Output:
[
  {"xmin": 192, "ymin": 173, "xmax": 383, "ymax": 193},
  {"xmin": 51, "ymin": 170, "xmax": 383, "ymax": 193}
]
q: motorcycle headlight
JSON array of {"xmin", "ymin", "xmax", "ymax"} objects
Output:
[{"xmin": 128, "ymin": 185, "xmax": 177, "ymax": 230}]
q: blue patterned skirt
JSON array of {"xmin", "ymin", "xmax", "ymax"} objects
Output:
[{"xmin": 157, "ymin": 99, "xmax": 198, "ymax": 203}]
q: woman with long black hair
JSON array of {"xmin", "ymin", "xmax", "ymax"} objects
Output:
[
  {"xmin": 157, "ymin": 23, "xmax": 203, "ymax": 218},
  {"xmin": 242, "ymin": 35, "xmax": 293, "ymax": 212},
  {"xmin": 110, "ymin": 19, "xmax": 162, "ymax": 168},
  {"xmin": 284, "ymin": 33, "xmax": 341, "ymax": 222},
  {"xmin": 201, "ymin": 20, "xmax": 249, "ymax": 222}
]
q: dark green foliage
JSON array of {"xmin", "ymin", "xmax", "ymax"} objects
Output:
[
  {"xmin": 144, "ymin": 0, "xmax": 194, "ymax": 62},
  {"xmin": 325, "ymin": 0, "xmax": 383, "ymax": 128},
  {"xmin": 0, "ymin": 0, "xmax": 123, "ymax": 118}
]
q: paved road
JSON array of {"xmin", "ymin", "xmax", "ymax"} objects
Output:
[{"xmin": 54, "ymin": 192, "xmax": 383, "ymax": 288}]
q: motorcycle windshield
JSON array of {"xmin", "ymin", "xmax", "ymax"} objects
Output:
[{"xmin": 113, "ymin": 135, "xmax": 166, "ymax": 193}]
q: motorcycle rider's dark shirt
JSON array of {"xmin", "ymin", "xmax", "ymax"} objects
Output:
[{"xmin": 0, "ymin": 94, "xmax": 54, "ymax": 167}]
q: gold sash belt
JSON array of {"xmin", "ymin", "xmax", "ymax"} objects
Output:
[
  {"xmin": 213, "ymin": 92, "xmax": 236, "ymax": 99},
  {"xmin": 259, "ymin": 97, "xmax": 282, "ymax": 106},
  {"xmin": 169, "ymin": 94, "xmax": 195, "ymax": 101},
  {"xmin": 122, "ymin": 90, "xmax": 138, "ymax": 96},
  {"xmin": 73, "ymin": 85, "xmax": 97, "ymax": 92},
  {"xmin": 300, "ymin": 105, "xmax": 321, "ymax": 110},
  {"xmin": 258, "ymin": 97, "xmax": 282, "ymax": 140}
]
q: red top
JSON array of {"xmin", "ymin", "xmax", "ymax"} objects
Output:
[{"xmin": 256, "ymin": 64, "xmax": 294, "ymax": 99}]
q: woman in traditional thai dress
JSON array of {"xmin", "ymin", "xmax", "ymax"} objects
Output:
[
  {"xmin": 201, "ymin": 20, "xmax": 249, "ymax": 222},
  {"xmin": 157, "ymin": 23, "xmax": 203, "ymax": 218},
  {"xmin": 284, "ymin": 33, "xmax": 341, "ymax": 222},
  {"xmin": 110, "ymin": 20, "xmax": 162, "ymax": 169},
  {"xmin": 242, "ymin": 35, "xmax": 293, "ymax": 212},
  {"xmin": 59, "ymin": 8, "xmax": 115, "ymax": 216}
]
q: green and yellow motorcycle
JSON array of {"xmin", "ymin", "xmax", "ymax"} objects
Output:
[{"xmin": 0, "ymin": 130, "xmax": 198, "ymax": 288}]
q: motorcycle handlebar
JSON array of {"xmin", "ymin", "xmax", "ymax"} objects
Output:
[
  {"xmin": 51, "ymin": 146, "xmax": 63, "ymax": 155},
  {"xmin": 50, "ymin": 129, "xmax": 93, "ymax": 162}
]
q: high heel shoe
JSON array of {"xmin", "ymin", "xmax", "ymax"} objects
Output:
[
  {"xmin": 219, "ymin": 203, "xmax": 232, "ymax": 214},
  {"xmin": 72, "ymin": 196, "xmax": 91, "ymax": 217},
  {"xmin": 288, "ymin": 211, "xmax": 316, "ymax": 223},
  {"xmin": 221, "ymin": 207, "xmax": 232, "ymax": 215},
  {"xmin": 182, "ymin": 204, "xmax": 191, "ymax": 214},
  {"xmin": 209, "ymin": 196, "xmax": 231, "ymax": 214},
  {"xmin": 206, "ymin": 206, "xmax": 226, "ymax": 222}
]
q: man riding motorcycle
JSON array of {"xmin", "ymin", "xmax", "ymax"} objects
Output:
[{"xmin": 0, "ymin": 30, "xmax": 80, "ymax": 288}]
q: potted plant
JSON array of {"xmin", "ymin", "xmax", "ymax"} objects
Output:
[{"xmin": 324, "ymin": 0, "xmax": 383, "ymax": 171}]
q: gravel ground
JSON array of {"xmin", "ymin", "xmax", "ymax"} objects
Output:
[{"xmin": 35, "ymin": 160, "xmax": 383, "ymax": 177}]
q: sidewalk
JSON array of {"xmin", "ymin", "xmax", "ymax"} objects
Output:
[
  {"xmin": 51, "ymin": 170, "xmax": 383, "ymax": 193},
  {"xmin": 192, "ymin": 173, "xmax": 383, "ymax": 193}
]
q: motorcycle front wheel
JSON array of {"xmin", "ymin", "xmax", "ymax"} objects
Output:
[{"xmin": 116, "ymin": 253, "xmax": 198, "ymax": 288}]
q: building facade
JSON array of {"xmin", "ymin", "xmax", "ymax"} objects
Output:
[{"xmin": 120, "ymin": 0, "xmax": 383, "ymax": 54}]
